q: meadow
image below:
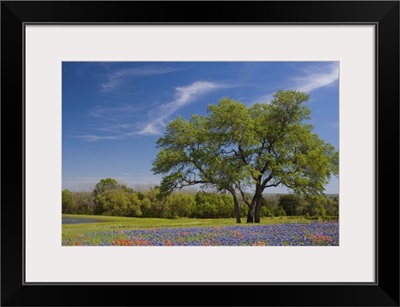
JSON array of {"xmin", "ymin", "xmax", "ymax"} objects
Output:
[{"xmin": 62, "ymin": 214, "xmax": 338, "ymax": 246}]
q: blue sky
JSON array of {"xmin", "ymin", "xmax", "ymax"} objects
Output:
[{"xmin": 62, "ymin": 62, "xmax": 339, "ymax": 193}]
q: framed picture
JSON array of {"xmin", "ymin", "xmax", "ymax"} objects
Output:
[{"xmin": 1, "ymin": 1, "xmax": 399, "ymax": 306}]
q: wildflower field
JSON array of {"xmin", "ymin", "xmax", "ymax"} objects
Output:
[{"xmin": 62, "ymin": 215, "xmax": 338, "ymax": 246}]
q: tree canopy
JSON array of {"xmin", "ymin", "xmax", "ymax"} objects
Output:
[{"xmin": 152, "ymin": 90, "xmax": 338, "ymax": 223}]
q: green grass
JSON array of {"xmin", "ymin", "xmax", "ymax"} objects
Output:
[
  {"xmin": 63, "ymin": 214, "xmax": 311, "ymax": 227},
  {"xmin": 62, "ymin": 214, "xmax": 314, "ymax": 240}
]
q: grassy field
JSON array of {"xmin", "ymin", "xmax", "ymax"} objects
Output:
[
  {"xmin": 63, "ymin": 214, "xmax": 313, "ymax": 229},
  {"xmin": 63, "ymin": 214, "xmax": 311, "ymax": 237},
  {"xmin": 62, "ymin": 214, "xmax": 338, "ymax": 246}
]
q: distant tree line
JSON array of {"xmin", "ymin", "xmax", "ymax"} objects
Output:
[{"xmin": 62, "ymin": 178, "xmax": 338, "ymax": 219}]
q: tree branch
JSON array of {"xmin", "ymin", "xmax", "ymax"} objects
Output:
[
  {"xmin": 237, "ymin": 145, "xmax": 247, "ymax": 165},
  {"xmin": 261, "ymin": 174, "xmax": 273, "ymax": 188},
  {"xmin": 237, "ymin": 185, "xmax": 251, "ymax": 207},
  {"xmin": 264, "ymin": 181, "xmax": 281, "ymax": 188}
]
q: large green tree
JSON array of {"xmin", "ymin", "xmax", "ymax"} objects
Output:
[
  {"xmin": 95, "ymin": 189, "xmax": 142, "ymax": 217},
  {"xmin": 92, "ymin": 178, "xmax": 133, "ymax": 214},
  {"xmin": 152, "ymin": 90, "xmax": 338, "ymax": 223}
]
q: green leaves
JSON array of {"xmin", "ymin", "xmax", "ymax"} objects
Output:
[
  {"xmin": 96, "ymin": 189, "xmax": 142, "ymax": 217},
  {"xmin": 62, "ymin": 189, "xmax": 76, "ymax": 214},
  {"xmin": 93, "ymin": 178, "xmax": 119, "ymax": 197}
]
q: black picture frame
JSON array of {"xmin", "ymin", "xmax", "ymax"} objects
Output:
[{"xmin": 1, "ymin": 1, "xmax": 399, "ymax": 306}]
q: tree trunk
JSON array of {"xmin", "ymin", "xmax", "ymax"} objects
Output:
[
  {"xmin": 247, "ymin": 183, "xmax": 263, "ymax": 223},
  {"xmin": 233, "ymin": 194, "xmax": 241, "ymax": 223},
  {"xmin": 255, "ymin": 199, "xmax": 261, "ymax": 223},
  {"xmin": 246, "ymin": 204, "xmax": 255, "ymax": 223},
  {"xmin": 254, "ymin": 189, "xmax": 262, "ymax": 223},
  {"xmin": 228, "ymin": 189, "xmax": 241, "ymax": 223}
]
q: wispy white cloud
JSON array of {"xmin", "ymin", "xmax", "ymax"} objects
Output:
[
  {"xmin": 292, "ymin": 63, "xmax": 339, "ymax": 92},
  {"xmin": 75, "ymin": 134, "xmax": 122, "ymax": 142},
  {"xmin": 137, "ymin": 81, "xmax": 228, "ymax": 136},
  {"xmin": 250, "ymin": 63, "xmax": 339, "ymax": 104},
  {"xmin": 77, "ymin": 81, "xmax": 228, "ymax": 141},
  {"xmin": 101, "ymin": 67, "xmax": 182, "ymax": 92},
  {"xmin": 136, "ymin": 123, "xmax": 161, "ymax": 136}
]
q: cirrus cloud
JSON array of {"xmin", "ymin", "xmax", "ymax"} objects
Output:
[{"xmin": 137, "ymin": 81, "xmax": 230, "ymax": 135}]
